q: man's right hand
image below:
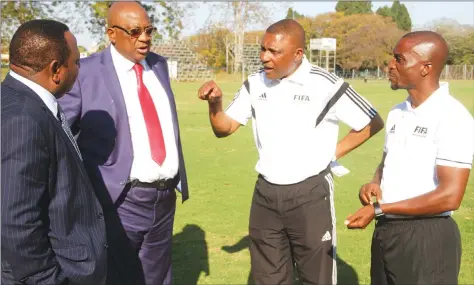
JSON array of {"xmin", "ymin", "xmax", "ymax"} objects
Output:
[
  {"xmin": 359, "ymin": 183, "xmax": 382, "ymax": 206},
  {"xmin": 198, "ymin": 80, "xmax": 223, "ymax": 104}
]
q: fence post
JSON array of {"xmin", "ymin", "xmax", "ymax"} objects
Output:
[
  {"xmin": 352, "ymin": 69, "xmax": 355, "ymax": 79},
  {"xmin": 463, "ymin": 64, "xmax": 467, "ymax": 80},
  {"xmin": 445, "ymin": 64, "xmax": 449, "ymax": 81},
  {"xmin": 471, "ymin": 65, "xmax": 474, "ymax": 80}
]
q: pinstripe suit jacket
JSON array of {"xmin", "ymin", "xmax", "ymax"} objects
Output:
[{"xmin": 1, "ymin": 75, "xmax": 107, "ymax": 285}]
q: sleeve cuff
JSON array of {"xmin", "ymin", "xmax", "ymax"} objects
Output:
[
  {"xmin": 225, "ymin": 110, "xmax": 249, "ymax": 126},
  {"xmin": 436, "ymin": 158, "xmax": 472, "ymax": 169}
]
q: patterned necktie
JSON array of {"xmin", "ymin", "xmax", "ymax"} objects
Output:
[
  {"xmin": 57, "ymin": 106, "xmax": 82, "ymax": 160},
  {"xmin": 132, "ymin": 63, "xmax": 166, "ymax": 165}
]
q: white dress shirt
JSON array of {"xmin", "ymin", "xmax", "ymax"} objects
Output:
[
  {"xmin": 110, "ymin": 45, "xmax": 179, "ymax": 182},
  {"xmin": 10, "ymin": 71, "xmax": 58, "ymax": 118}
]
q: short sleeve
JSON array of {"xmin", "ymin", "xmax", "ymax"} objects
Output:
[
  {"xmin": 225, "ymin": 80, "xmax": 252, "ymax": 126},
  {"xmin": 334, "ymin": 85, "xmax": 377, "ymax": 131},
  {"xmin": 436, "ymin": 111, "xmax": 474, "ymax": 169}
]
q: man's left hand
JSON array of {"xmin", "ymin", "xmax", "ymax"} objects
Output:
[{"xmin": 344, "ymin": 205, "xmax": 375, "ymax": 229}]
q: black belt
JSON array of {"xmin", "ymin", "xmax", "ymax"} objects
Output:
[
  {"xmin": 376, "ymin": 215, "xmax": 449, "ymax": 224},
  {"xmin": 127, "ymin": 175, "xmax": 179, "ymax": 191}
]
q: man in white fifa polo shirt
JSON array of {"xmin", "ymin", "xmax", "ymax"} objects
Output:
[
  {"xmin": 345, "ymin": 31, "xmax": 474, "ymax": 285},
  {"xmin": 198, "ymin": 19, "xmax": 384, "ymax": 284}
]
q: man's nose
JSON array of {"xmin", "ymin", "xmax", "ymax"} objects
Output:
[
  {"xmin": 260, "ymin": 51, "xmax": 269, "ymax": 63},
  {"xmin": 388, "ymin": 58, "xmax": 396, "ymax": 69}
]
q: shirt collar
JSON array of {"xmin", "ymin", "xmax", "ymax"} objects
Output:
[
  {"xmin": 404, "ymin": 82, "xmax": 449, "ymax": 114},
  {"xmin": 110, "ymin": 44, "xmax": 150, "ymax": 72},
  {"xmin": 266, "ymin": 56, "xmax": 312, "ymax": 85},
  {"xmin": 284, "ymin": 56, "xmax": 312, "ymax": 84},
  {"xmin": 9, "ymin": 70, "xmax": 58, "ymax": 116}
]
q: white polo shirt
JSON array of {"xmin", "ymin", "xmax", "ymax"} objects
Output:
[
  {"xmin": 380, "ymin": 82, "xmax": 474, "ymax": 216},
  {"xmin": 225, "ymin": 58, "xmax": 377, "ymax": 185}
]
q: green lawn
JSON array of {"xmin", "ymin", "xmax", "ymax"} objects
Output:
[
  {"xmin": 2, "ymin": 67, "xmax": 473, "ymax": 284},
  {"xmin": 170, "ymin": 79, "xmax": 474, "ymax": 285}
]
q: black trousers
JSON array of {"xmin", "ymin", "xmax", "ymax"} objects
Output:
[
  {"xmin": 371, "ymin": 216, "xmax": 461, "ymax": 285},
  {"xmin": 249, "ymin": 168, "xmax": 336, "ymax": 285}
]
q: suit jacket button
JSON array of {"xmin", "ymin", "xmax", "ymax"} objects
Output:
[
  {"xmin": 104, "ymin": 242, "xmax": 108, "ymax": 249},
  {"xmin": 97, "ymin": 213, "xmax": 104, "ymax": 219},
  {"xmin": 120, "ymin": 180, "xmax": 126, "ymax": 185}
]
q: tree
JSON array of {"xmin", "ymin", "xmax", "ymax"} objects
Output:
[
  {"xmin": 206, "ymin": 1, "xmax": 285, "ymax": 73},
  {"xmin": 1, "ymin": 1, "xmax": 59, "ymax": 40},
  {"xmin": 286, "ymin": 8, "xmax": 305, "ymax": 20},
  {"xmin": 390, "ymin": 1, "xmax": 411, "ymax": 31},
  {"xmin": 319, "ymin": 13, "xmax": 404, "ymax": 69},
  {"xmin": 375, "ymin": 2, "xmax": 411, "ymax": 31},
  {"xmin": 376, "ymin": 6, "xmax": 392, "ymax": 18},
  {"xmin": 335, "ymin": 1, "xmax": 372, "ymax": 16},
  {"xmin": 424, "ymin": 19, "xmax": 474, "ymax": 64},
  {"xmin": 188, "ymin": 25, "xmax": 231, "ymax": 70},
  {"xmin": 296, "ymin": 12, "xmax": 345, "ymax": 57},
  {"xmin": 73, "ymin": 1, "xmax": 190, "ymax": 41}
]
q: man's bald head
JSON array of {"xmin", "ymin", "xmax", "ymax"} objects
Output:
[
  {"xmin": 107, "ymin": 1, "xmax": 149, "ymax": 28},
  {"xmin": 388, "ymin": 31, "xmax": 449, "ymax": 91},
  {"xmin": 106, "ymin": 1, "xmax": 153, "ymax": 63},
  {"xmin": 400, "ymin": 31, "xmax": 449, "ymax": 76},
  {"xmin": 266, "ymin": 19, "xmax": 306, "ymax": 50}
]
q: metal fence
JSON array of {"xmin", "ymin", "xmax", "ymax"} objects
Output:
[
  {"xmin": 441, "ymin": 65, "xmax": 474, "ymax": 80},
  {"xmin": 337, "ymin": 65, "xmax": 474, "ymax": 80}
]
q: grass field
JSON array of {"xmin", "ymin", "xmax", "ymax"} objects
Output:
[
  {"xmin": 2, "ymin": 67, "xmax": 473, "ymax": 284},
  {"xmin": 169, "ymin": 79, "xmax": 474, "ymax": 285}
]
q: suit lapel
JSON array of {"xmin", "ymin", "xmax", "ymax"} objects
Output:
[
  {"xmin": 3, "ymin": 75, "xmax": 84, "ymax": 166},
  {"xmin": 100, "ymin": 47, "xmax": 132, "ymax": 137},
  {"xmin": 148, "ymin": 58, "xmax": 180, "ymax": 144}
]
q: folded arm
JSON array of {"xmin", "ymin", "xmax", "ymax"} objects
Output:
[{"xmin": 336, "ymin": 113, "xmax": 384, "ymax": 159}]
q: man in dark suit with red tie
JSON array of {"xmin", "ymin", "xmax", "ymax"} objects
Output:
[{"xmin": 58, "ymin": 2, "xmax": 189, "ymax": 285}]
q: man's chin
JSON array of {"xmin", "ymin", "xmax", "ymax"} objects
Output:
[{"xmin": 133, "ymin": 52, "xmax": 148, "ymax": 62}]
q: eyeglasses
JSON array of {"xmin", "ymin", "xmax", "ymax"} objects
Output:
[{"xmin": 112, "ymin": 25, "xmax": 156, "ymax": 38}]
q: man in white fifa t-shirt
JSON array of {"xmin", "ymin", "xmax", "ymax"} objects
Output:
[
  {"xmin": 345, "ymin": 31, "xmax": 474, "ymax": 285},
  {"xmin": 198, "ymin": 19, "xmax": 384, "ymax": 285}
]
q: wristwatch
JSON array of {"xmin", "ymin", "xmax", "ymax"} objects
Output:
[{"xmin": 373, "ymin": 202, "xmax": 384, "ymax": 220}]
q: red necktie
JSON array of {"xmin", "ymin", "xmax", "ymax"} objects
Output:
[{"xmin": 132, "ymin": 63, "xmax": 166, "ymax": 165}]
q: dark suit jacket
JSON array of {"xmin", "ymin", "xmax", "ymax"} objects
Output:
[{"xmin": 1, "ymin": 75, "xmax": 107, "ymax": 285}]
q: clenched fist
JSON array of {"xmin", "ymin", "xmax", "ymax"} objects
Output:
[
  {"xmin": 198, "ymin": 80, "xmax": 223, "ymax": 103},
  {"xmin": 359, "ymin": 182, "xmax": 382, "ymax": 206}
]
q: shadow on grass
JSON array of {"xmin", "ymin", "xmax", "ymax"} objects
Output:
[
  {"xmin": 222, "ymin": 235, "xmax": 359, "ymax": 285},
  {"xmin": 172, "ymin": 224, "xmax": 210, "ymax": 285}
]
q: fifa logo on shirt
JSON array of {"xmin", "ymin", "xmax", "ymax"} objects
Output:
[
  {"xmin": 258, "ymin": 93, "xmax": 267, "ymax": 100},
  {"xmin": 413, "ymin": 126, "xmax": 428, "ymax": 137},
  {"xmin": 293, "ymin": 95, "xmax": 310, "ymax": 102}
]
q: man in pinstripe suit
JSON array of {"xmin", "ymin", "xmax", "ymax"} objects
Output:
[{"xmin": 1, "ymin": 20, "xmax": 107, "ymax": 285}]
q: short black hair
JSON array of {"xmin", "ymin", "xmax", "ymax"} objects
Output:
[
  {"xmin": 9, "ymin": 19, "xmax": 70, "ymax": 73},
  {"xmin": 266, "ymin": 19, "xmax": 306, "ymax": 50}
]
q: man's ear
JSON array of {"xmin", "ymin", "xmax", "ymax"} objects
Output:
[
  {"xmin": 50, "ymin": 60, "xmax": 61, "ymax": 85},
  {"xmin": 107, "ymin": 27, "xmax": 116, "ymax": 44},
  {"xmin": 295, "ymin": 48, "xmax": 304, "ymax": 62},
  {"xmin": 421, "ymin": 62, "xmax": 432, "ymax": 77}
]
